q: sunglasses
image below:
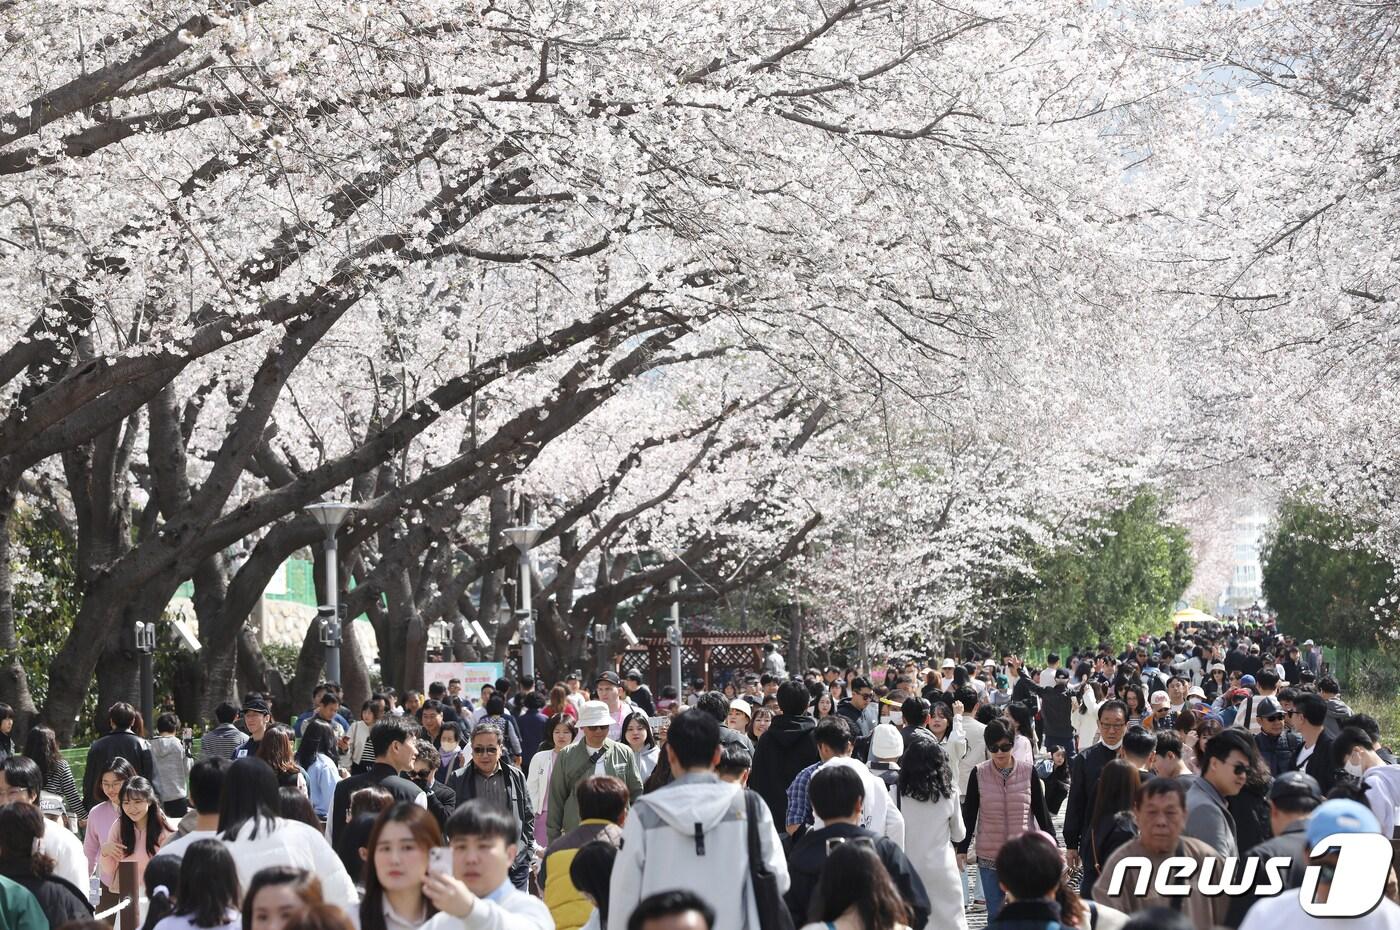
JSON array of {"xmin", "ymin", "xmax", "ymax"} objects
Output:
[
  {"xmin": 1230, "ymin": 762, "xmax": 1250, "ymax": 776},
  {"xmin": 472, "ymin": 746, "xmax": 500, "ymax": 755},
  {"xmin": 989, "ymin": 742, "xmax": 1014, "ymax": 753},
  {"xmin": 1262, "ymin": 714, "xmax": 1285, "ymax": 722}
]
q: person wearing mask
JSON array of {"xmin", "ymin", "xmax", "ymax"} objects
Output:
[
  {"xmin": 1289, "ymin": 691, "xmax": 1338, "ymax": 793},
  {"xmin": 987, "ymin": 833, "xmax": 1069, "ymax": 930},
  {"xmin": 1252, "ymin": 696, "xmax": 1300, "ymax": 777},
  {"xmin": 0, "ymin": 802, "xmax": 92, "ymax": 928},
  {"xmin": 749, "ymin": 680, "xmax": 821, "ymax": 826},
  {"xmin": 155, "ymin": 758, "xmax": 229, "ymax": 859},
  {"xmin": 1334, "ymin": 726, "xmax": 1400, "ymax": 838},
  {"xmin": 784, "ymin": 716, "xmax": 905, "ymax": 845},
  {"xmin": 410, "ymin": 740, "xmax": 457, "ymax": 830},
  {"xmin": 233, "ymin": 697, "xmax": 275, "ymax": 761},
  {"xmin": 606, "ymin": 709, "xmax": 788, "ymax": 930},
  {"xmin": 83, "ymin": 701, "xmax": 156, "ymax": 809},
  {"xmin": 546, "ymin": 702, "xmax": 643, "ymax": 842},
  {"xmin": 1079, "ymin": 760, "xmax": 1140, "ymax": 895},
  {"xmin": 354, "ymin": 803, "xmax": 442, "ymax": 930},
  {"xmin": 1185, "ymin": 728, "xmax": 1254, "ymax": 858},
  {"xmin": 1094, "ymin": 779, "xmax": 1226, "ymax": 930},
  {"xmin": 541, "ymin": 777, "xmax": 627, "ymax": 930},
  {"xmin": 955, "ymin": 720, "xmax": 1055, "ymax": 919},
  {"xmin": 891, "ymin": 735, "xmax": 964, "ymax": 930},
  {"xmin": 329, "ymin": 720, "xmax": 427, "ymax": 848},
  {"xmin": 421, "ymin": 801, "xmax": 554, "ymax": 930},
  {"xmin": 444, "ymin": 723, "xmax": 534, "ymax": 890},
  {"xmin": 1222, "ymin": 770, "xmax": 1323, "ymax": 928},
  {"xmin": 1064, "ymin": 700, "xmax": 1128, "ymax": 880},
  {"xmin": 793, "ymin": 831, "xmax": 923, "ymax": 930}
]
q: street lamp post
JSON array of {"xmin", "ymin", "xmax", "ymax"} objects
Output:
[
  {"xmin": 503, "ymin": 525, "xmax": 543, "ymax": 680},
  {"xmin": 305, "ymin": 501, "xmax": 355, "ymax": 685},
  {"xmin": 134, "ymin": 621, "xmax": 156, "ymax": 733},
  {"xmin": 667, "ymin": 577, "xmax": 683, "ymax": 699}
]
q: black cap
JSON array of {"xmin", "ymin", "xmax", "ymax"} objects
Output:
[
  {"xmin": 1269, "ymin": 770, "xmax": 1322, "ymax": 805},
  {"xmin": 241, "ymin": 697, "xmax": 271, "ymax": 715},
  {"xmin": 1054, "ymin": 668, "xmax": 1070, "ymax": 679},
  {"xmin": 567, "ymin": 669, "xmax": 582, "ymax": 680},
  {"xmin": 595, "ymin": 671, "xmax": 621, "ymax": 686},
  {"xmin": 625, "ymin": 669, "xmax": 643, "ymax": 682}
]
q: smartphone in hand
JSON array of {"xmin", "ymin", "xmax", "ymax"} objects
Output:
[{"xmin": 429, "ymin": 846, "xmax": 453, "ymax": 876}]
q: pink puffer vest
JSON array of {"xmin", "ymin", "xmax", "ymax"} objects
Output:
[{"xmin": 974, "ymin": 759, "xmax": 1032, "ymax": 864}]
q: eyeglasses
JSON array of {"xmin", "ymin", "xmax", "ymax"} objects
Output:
[
  {"xmin": 989, "ymin": 743, "xmax": 1014, "ymax": 753},
  {"xmin": 472, "ymin": 746, "xmax": 499, "ymax": 755},
  {"xmin": 858, "ymin": 692, "xmax": 875, "ymax": 700},
  {"xmin": 1284, "ymin": 710, "xmax": 1298, "ymax": 717}
]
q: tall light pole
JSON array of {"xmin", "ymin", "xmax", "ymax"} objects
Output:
[
  {"xmin": 305, "ymin": 501, "xmax": 354, "ymax": 685},
  {"xmin": 503, "ymin": 524, "xmax": 542, "ymax": 680},
  {"xmin": 667, "ymin": 577, "xmax": 683, "ymax": 699},
  {"xmin": 134, "ymin": 621, "xmax": 156, "ymax": 733}
]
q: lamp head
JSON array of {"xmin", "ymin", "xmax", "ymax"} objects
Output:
[{"xmin": 502, "ymin": 525, "xmax": 543, "ymax": 551}]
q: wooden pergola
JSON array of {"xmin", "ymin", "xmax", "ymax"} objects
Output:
[{"xmin": 623, "ymin": 632, "xmax": 773, "ymax": 692}]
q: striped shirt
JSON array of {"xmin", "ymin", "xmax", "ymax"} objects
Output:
[
  {"xmin": 43, "ymin": 760, "xmax": 84, "ymax": 817},
  {"xmin": 200, "ymin": 724, "xmax": 249, "ymax": 761}
]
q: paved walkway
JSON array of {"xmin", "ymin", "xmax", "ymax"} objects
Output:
[{"xmin": 963, "ymin": 796, "xmax": 1069, "ymax": 929}]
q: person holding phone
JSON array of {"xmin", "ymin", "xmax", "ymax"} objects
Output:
[
  {"xmin": 355, "ymin": 804, "xmax": 443, "ymax": 930},
  {"xmin": 422, "ymin": 801, "xmax": 552, "ymax": 930}
]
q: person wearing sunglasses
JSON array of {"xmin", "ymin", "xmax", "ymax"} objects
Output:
[
  {"xmin": 444, "ymin": 722, "xmax": 536, "ymax": 890},
  {"xmin": 1253, "ymin": 696, "xmax": 1302, "ymax": 777},
  {"xmin": 1184, "ymin": 728, "xmax": 1256, "ymax": 858}
]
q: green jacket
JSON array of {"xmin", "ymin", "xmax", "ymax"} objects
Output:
[
  {"xmin": 0, "ymin": 875, "xmax": 47, "ymax": 930},
  {"xmin": 546, "ymin": 739, "xmax": 643, "ymax": 841}
]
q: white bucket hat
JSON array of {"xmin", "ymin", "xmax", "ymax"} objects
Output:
[
  {"xmin": 871, "ymin": 723, "xmax": 904, "ymax": 760},
  {"xmin": 577, "ymin": 700, "xmax": 614, "ymax": 729},
  {"xmin": 729, "ymin": 699, "xmax": 753, "ymax": 719}
]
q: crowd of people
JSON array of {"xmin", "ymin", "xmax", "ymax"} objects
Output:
[{"xmin": 0, "ymin": 622, "xmax": 1397, "ymax": 930}]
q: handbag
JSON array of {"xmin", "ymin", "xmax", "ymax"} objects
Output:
[{"xmin": 743, "ymin": 790, "xmax": 796, "ymax": 930}]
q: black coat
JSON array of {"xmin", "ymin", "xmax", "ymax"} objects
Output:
[
  {"xmin": 446, "ymin": 761, "xmax": 534, "ymax": 888},
  {"xmin": 1298, "ymin": 732, "xmax": 1340, "ymax": 794},
  {"xmin": 1063, "ymin": 741, "xmax": 1118, "ymax": 855},
  {"xmin": 0, "ymin": 865, "xmax": 93, "ymax": 927},
  {"xmin": 423, "ymin": 779, "xmax": 457, "ymax": 829},
  {"xmin": 785, "ymin": 823, "xmax": 931, "ymax": 930},
  {"xmin": 82, "ymin": 730, "xmax": 154, "ymax": 811},
  {"xmin": 749, "ymin": 714, "xmax": 820, "ymax": 825},
  {"xmin": 329, "ymin": 763, "xmax": 425, "ymax": 847},
  {"xmin": 835, "ymin": 699, "xmax": 871, "ymax": 760}
]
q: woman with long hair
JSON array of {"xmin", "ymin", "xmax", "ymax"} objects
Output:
[
  {"xmin": 154, "ymin": 838, "xmax": 243, "ymax": 930},
  {"xmin": 813, "ymin": 692, "xmax": 835, "ymax": 719},
  {"xmin": 548, "ymin": 685, "xmax": 578, "ymax": 722},
  {"xmin": 242, "ymin": 867, "xmax": 324, "ymax": 930},
  {"xmin": 622, "ymin": 713, "xmax": 659, "ymax": 781},
  {"xmin": 893, "ymin": 735, "xmax": 966, "ymax": 930},
  {"xmin": 294, "ymin": 719, "xmax": 340, "ymax": 820},
  {"xmin": 22, "ymin": 725, "xmax": 82, "ymax": 820},
  {"xmin": 0, "ymin": 801, "xmax": 93, "ymax": 926},
  {"xmin": 802, "ymin": 842, "xmax": 912, "ymax": 930},
  {"xmin": 1081, "ymin": 759, "xmax": 1140, "ymax": 894},
  {"xmin": 100, "ymin": 777, "xmax": 172, "ymax": 904},
  {"xmin": 568, "ymin": 840, "xmax": 619, "ymax": 930},
  {"xmin": 751, "ymin": 707, "xmax": 773, "ymax": 740},
  {"xmin": 348, "ymin": 700, "xmax": 385, "ymax": 777},
  {"xmin": 1120, "ymin": 685, "xmax": 1147, "ymax": 729},
  {"xmin": 526, "ymin": 713, "xmax": 577, "ymax": 848},
  {"xmin": 1204, "ymin": 663, "xmax": 1228, "ymax": 702},
  {"xmin": 84, "ymin": 756, "xmax": 137, "ymax": 873},
  {"xmin": 1000, "ymin": 701, "xmax": 1036, "ymax": 770},
  {"xmin": 355, "ymin": 804, "xmax": 442, "ymax": 930},
  {"xmin": 925, "ymin": 702, "xmax": 969, "ymax": 792},
  {"xmin": 218, "ymin": 758, "xmax": 357, "ymax": 904},
  {"xmin": 257, "ymin": 727, "xmax": 306, "ymax": 792}
]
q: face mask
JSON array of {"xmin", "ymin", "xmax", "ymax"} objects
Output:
[
  {"xmin": 1102, "ymin": 740, "xmax": 1122, "ymax": 751},
  {"xmin": 1345, "ymin": 760, "xmax": 1364, "ymax": 778}
]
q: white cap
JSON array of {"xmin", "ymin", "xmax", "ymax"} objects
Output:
[
  {"xmin": 941, "ymin": 658, "xmax": 956, "ymax": 669},
  {"xmin": 1188, "ymin": 685, "xmax": 1206, "ymax": 699},
  {"xmin": 729, "ymin": 699, "xmax": 753, "ymax": 719},
  {"xmin": 577, "ymin": 701, "xmax": 613, "ymax": 728},
  {"xmin": 871, "ymin": 723, "xmax": 904, "ymax": 761}
]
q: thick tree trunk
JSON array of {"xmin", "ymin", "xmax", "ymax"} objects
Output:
[{"xmin": 0, "ymin": 483, "xmax": 38, "ymax": 736}]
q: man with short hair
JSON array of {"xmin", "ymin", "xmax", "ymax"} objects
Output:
[
  {"xmin": 231, "ymin": 696, "xmax": 273, "ymax": 761},
  {"xmin": 1254, "ymin": 696, "xmax": 1301, "ymax": 776},
  {"xmin": 836, "ymin": 676, "xmax": 876, "ymax": 760},
  {"xmin": 1240, "ymin": 799, "xmax": 1400, "ymax": 929},
  {"xmin": 328, "ymin": 718, "xmax": 426, "ymax": 845},
  {"xmin": 411, "ymin": 738, "xmax": 457, "ymax": 829},
  {"xmin": 1317, "ymin": 676, "xmax": 1353, "ymax": 738},
  {"xmin": 783, "ymin": 715, "xmax": 904, "ymax": 845},
  {"xmin": 1186, "ymin": 727, "xmax": 1253, "ymax": 857},
  {"xmin": 542, "ymin": 776, "xmax": 628, "ymax": 930},
  {"xmin": 989, "ymin": 833, "xmax": 1067, "ymax": 930},
  {"xmin": 423, "ymin": 800, "xmax": 553, "ymax": 930},
  {"xmin": 199, "ymin": 701, "xmax": 248, "ymax": 761},
  {"xmin": 1064, "ymin": 700, "xmax": 1128, "ymax": 875},
  {"xmin": 547, "ymin": 700, "xmax": 643, "ymax": 841},
  {"xmin": 0, "ymin": 756, "xmax": 87, "ymax": 891},
  {"xmin": 749, "ymin": 679, "xmax": 821, "ymax": 824},
  {"xmin": 761, "ymin": 642, "xmax": 786, "ymax": 678},
  {"xmin": 1094, "ymin": 779, "xmax": 1226, "ymax": 929},
  {"xmin": 1151, "ymin": 732, "xmax": 1196, "ymax": 786},
  {"xmin": 81, "ymin": 701, "xmax": 155, "ymax": 809},
  {"xmin": 594, "ymin": 671, "xmax": 637, "ymax": 741},
  {"xmin": 564, "ymin": 670, "xmax": 586, "ymax": 712},
  {"xmin": 1224, "ymin": 770, "xmax": 1322, "ymax": 927},
  {"xmin": 784, "ymin": 765, "xmax": 930, "ymax": 928},
  {"xmin": 156, "ymin": 758, "xmax": 229, "ymax": 855},
  {"xmin": 447, "ymin": 722, "xmax": 534, "ymax": 889},
  {"xmin": 608, "ymin": 709, "xmax": 787, "ymax": 930},
  {"xmin": 1334, "ymin": 725, "xmax": 1400, "ymax": 838},
  {"xmin": 622, "ymin": 669, "xmax": 656, "ymax": 716},
  {"xmin": 1120, "ymin": 726, "xmax": 1157, "ymax": 779},
  {"xmin": 626, "ymin": 892, "xmax": 714, "ymax": 930},
  {"xmin": 1290, "ymin": 691, "xmax": 1338, "ymax": 793},
  {"xmin": 694, "ymin": 691, "xmax": 752, "ymax": 752}
]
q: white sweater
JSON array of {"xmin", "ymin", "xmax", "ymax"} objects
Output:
[
  {"xmin": 421, "ymin": 883, "xmax": 553, "ymax": 930},
  {"xmin": 221, "ymin": 817, "xmax": 359, "ymax": 907},
  {"xmin": 41, "ymin": 818, "xmax": 89, "ymax": 893}
]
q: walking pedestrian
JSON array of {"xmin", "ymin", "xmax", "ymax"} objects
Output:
[
  {"xmin": 83, "ymin": 702, "xmax": 155, "ymax": 809},
  {"xmin": 893, "ymin": 735, "xmax": 966, "ymax": 930},
  {"xmin": 546, "ymin": 702, "xmax": 642, "ymax": 842}
]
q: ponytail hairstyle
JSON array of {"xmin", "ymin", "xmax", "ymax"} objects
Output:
[
  {"xmin": 175, "ymin": 839, "xmax": 243, "ymax": 928},
  {"xmin": 139, "ymin": 853, "xmax": 184, "ymax": 930},
  {"xmin": 118, "ymin": 777, "xmax": 171, "ymax": 857}
]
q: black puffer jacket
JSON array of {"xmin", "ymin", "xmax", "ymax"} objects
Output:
[
  {"xmin": 0, "ymin": 865, "xmax": 93, "ymax": 927},
  {"xmin": 749, "ymin": 714, "xmax": 820, "ymax": 825}
]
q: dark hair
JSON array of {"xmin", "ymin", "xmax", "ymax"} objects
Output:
[
  {"xmin": 109, "ymin": 702, "xmax": 138, "ymax": 732},
  {"xmin": 0, "ymin": 802, "xmax": 56, "ymax": 877},
  {"xmin": 1002, "ymin": 701, "xmax": 1034, "ymax": 736},
  {"xmin": 1, "ymin": 756, "xmax": 43, "ymax": 802},
  {"xmin": 296, "ymin": 718, "xmax": 337, "ymax": 771},
  {"xmin": 900, "ymin": 696, "xmax": 931, "ymax": 728},
  {"xmin": 1154, "ymin": 731, "xmax": 1183, "ymax": 760},
  {"xmin": 694, "ymin": 691, "xmax": 729, "ymax": 724},
  {"xmin": 622, "ymin": 712, "xmax": 656, "ymax": 750},
  {"xmin": 484, "ymin": 695, "xmax": 506, "ymax": 717},
  {"xmin": 809, "ymin": 764, "xmax": 865, "ymax": 821},
  {"xmin": 369, "ymin": 720, "xmax": 414, "ymax": 758},
  {"xmin": 576, "ymin": 776, "xmax": 629, "ymax": 823},
  {"xmin": 665, "ymin": 707, "xmax": 720, "ymax": 769},
  {"xmin": 361, "ymin": 699, "xmax": 386, "ymax": 720},
  {"xmin": 156, "ymin": 713, "xmax": 180, "ymax": 735},
  {"xmin": 1091, "ymin": 760, "xmax": 1141, "ymax": 831},
  {"xmin": 849, "ymin": 676, "xmax": 872, "ymax": 693},
  {"xmin": 140, "ymin": 853, "xmax": 184, "ymax": 930},
  {"xmin": 1135, "ymin": 777, "xmax": 1187, "ymax": 808},
  {"xmin": 21, "ymin": 725, "xmax": 62, "ymax": 780},
  {"xmin": 257, "ymin": 726, "xmax": 300, "ymax": 776},
  {"xmin": 279, "ymin": 788, "xmax": 321, "ymax": 830},
  {"xmin": 1123, "ymin": 908, "xmax": 1195, "ymax": 930},
  {"xmin": 189, "ymin": 758, "xmax": 230, "ymax": 815},
  {"xmin": 813, "ymin": 715, "xmax": 852, "ymax": 753},
  {"xmin": 777, "ymin": 680, "xmax": 812, "ymax": 717},
  {"xmin": 421, "ymin": 699, "xmax": 445, "ymax": 716},
  {"xmin": 119, "ymin": 777, "xmax": 170, "ymax": 857},
  {"xmin": 953, "ymin": 686, "xmax": 979, "ymax": 709},
  {"xmin": 627, "ymin": 890, "xmax": 716, "ymax": 930},
  {"xmin": 242, "ymin": 868, "xmax": 323, "ymax": 930},
  {"xmin": 1340, "ymin": 714, "xmax": 1383, "ymax": 745},
  {"xmin": 175, "ymin": 839, "xmax": 242, "ymax": 927},
  {"xmin": 444, "ymin": 799, "xmax": 518, "ymax": 847},
  {"xmin": 898, "ymin": 734, "xmax": 953, "ymax": 804},
  {"xmin": 1318, "ymin": 676, "xmax": 1340, "ymax": 695},
  {"xmin": 1293, "ymin": 692, "xmax": 1328, "ymax": 727},
  {"xmin": 995, "ymin": 832, "xmax": 1063, "ymax": 900},
  {"xmin": 569, "ymin": 841, "xmax": 620, "ymax": 922},
  {"xmin": 983, "ymin": 719, "xmax": 1012, "ymax": 749},
  {"xmin": 1334, "ymin": 726, "xmax": 1376, "ymax": 768},
  {"xmin": 809, "ymin": 842, "xmax": 908, "ymax": 930},
  {"xmin": 1200, "ymin": 728, "xmax": 1257, "ymax": 776},
  {"xmin": 350, "ymin": 786, "xmax": 394, "ymax": 819},
  {"xmin": 541, "ymin": 713, "xmax": 577, "ymax": 752},
  {"xmin": 360, "ymin": 805, "xmax": 442, "ymax": 930},
  {"xmin": 93, "ymin": 755, "xmax": 138, "ymax": 806},
  {"xmin": 1121, "ymin": 725, "xmax": 1156, "ymax": 761},
  {"xmin": 1098, "ymin": 699, "xmax": 1128, "ymax": 722},
  {"xmin": 717, "ymin": 744, "xmax": 752, "ymax": 778},
  {"xmin": 215, "ymin": 702, "xmax": 241, "ymax": 725},
  {"xmin": 1256, "ymin": 670, "xmax": 1279, "ymax": 690},
  {"xmin": 220, "ymin": 758, "xmax": 281, "ymax": 840}
]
